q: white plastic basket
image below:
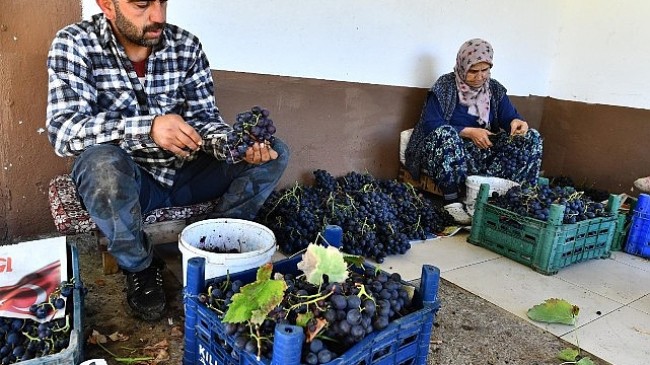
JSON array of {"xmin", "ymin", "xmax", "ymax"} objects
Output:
[{"xmin": 464, "ymin": 175, "xmax": 519, "ymax": 215}]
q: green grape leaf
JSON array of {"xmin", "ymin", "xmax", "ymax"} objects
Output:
[
  {"xmin": 527, "ymin": 298, "xmax": 579, "ymax": 325},
  {"xmin": 558, "ymin": 348, "xmax": 580, "ymax": 361},
  {"xmin": 295, "ymin": 312, "xmax": 314, "ymax": 327},
  {"xmin": 577, "ymin": 358, "xmax": 595, "ymax": 365},
  {"xmin": 223, "ymin": 263, "xmax": 287, "ymax": 325},
  {"xmin": 297, "ymin": 243, "xmax": 348, "ymax": 285},
  {"xmin": 343, "ymin": 254, "xmax": 365, "ymax": 269}
]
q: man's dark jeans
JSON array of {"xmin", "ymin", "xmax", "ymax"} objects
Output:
[{"xmin": 71, "ymin": 139, "xmax": 290, "ymax": 272}]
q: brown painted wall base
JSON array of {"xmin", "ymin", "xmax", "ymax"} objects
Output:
[
  {"xmin": 2, "ymin": 3, "xmax": 649, "ymax": 241},
  {"xmin": 212, "ymin": 70, "xmax": 427, "ymax": 189},
  {"xmin": 539, "ymin": 98, "xmax": 650, "ymax": 193}
]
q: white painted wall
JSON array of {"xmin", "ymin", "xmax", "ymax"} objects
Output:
[
  {"xmin": 81, "ymin": 0, "xmax": 648, "ymax": 109},
  {"xmin": 550, "ymin": 0, "xmax": 650, "ymax": 108}
]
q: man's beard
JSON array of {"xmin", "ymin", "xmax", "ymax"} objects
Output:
[{"xmin": 114, "ymin": 5, "xmax": 165, "ymax": 47}]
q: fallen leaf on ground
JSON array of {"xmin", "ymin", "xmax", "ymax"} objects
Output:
[
  {"xmin": 154, "ymin": 349, "xmax": 170, "ymax": 361},
  {"xmin": 170, "ymin": 326, "xmax": 183, "ymax": 338},
  {"xmin": 144, "ymin": 339, "xmax": 169, "ymax": 352},
  {"xmin": 108, "ymin": 331, "xmax": 129, "ymax": 342},
  {"xmin": 87, "ymin": 329, "xmax": 108, "ymax": 344},
  {"xmin": 526, "ymin": 298, "xmax": 578, "ymax": 325}
]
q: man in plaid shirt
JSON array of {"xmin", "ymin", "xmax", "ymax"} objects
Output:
[{"xmin": 46, "ymin": 0, "xmax": 289, "ymax": 321}]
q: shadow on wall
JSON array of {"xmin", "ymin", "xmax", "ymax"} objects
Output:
[{"xmin": 412, "ymin": 53, "xmax": 437, "ymax": 91}]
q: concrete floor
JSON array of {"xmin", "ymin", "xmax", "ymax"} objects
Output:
[{"xmin": 380, "ymin": 232, "xmax": 650, "ymax": 365}]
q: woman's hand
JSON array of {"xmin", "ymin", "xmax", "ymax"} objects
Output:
[
  {"xmin": 510, "ymin": 119, "xmax": 529, "ymax": 136},
  {"xmin": 460, "ymin": 127, "xmax": 494, "ymax": 149}
]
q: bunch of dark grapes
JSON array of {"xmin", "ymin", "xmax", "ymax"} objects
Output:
[
  {"xmin": 0, "ymin": 281, "xmax": 75, "ymax": 363},
  {"xmin": 256, "ymin": 170, "xmax": 455, "ymax": 262},
  {"xmin": 202, "ymin": 267, "xmax": 416, "ymax": 364},
  {"xmin": 225, "ymin": 106, "xmax": 277, "ymax": 164},
  {"xmin": 489, "ymin": 134, "xmax": 535, "ymax": 185},
  {"xmin": 548, "ymin": 175, "xmax": 611, "ymax": 203},
  {"xmin": 490, "ymin": 184, "xmax": 611, "ymax": 224}
]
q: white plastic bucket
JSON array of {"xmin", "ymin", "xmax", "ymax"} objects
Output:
[
  {"xmin": 464, "ymin": 175, "xmax": 519, "ymax": 216},
  {"xmin": 178, "ymin": 218, "xmax": 276, "ymax": 285}
]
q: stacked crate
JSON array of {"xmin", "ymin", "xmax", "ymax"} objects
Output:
[{"xmin": 624, "ymin": 193, "xmax": 650, "ymax": 258}]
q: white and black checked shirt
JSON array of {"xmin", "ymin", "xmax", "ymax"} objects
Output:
[{"xmin": 46, "ymin": 14, "xmax": 233, "ymax": 187}]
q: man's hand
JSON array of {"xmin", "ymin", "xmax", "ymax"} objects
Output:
[
  {"xmin": 150, "ymin": 114, "xmax": 203, "ymax": 157},
  {"xmin": 510, "ymin": 119, "xmax": 529, "ymax": 136},
  {"xmin": 460, "ymin": 127, "xmax": 494, "ymax": 149},
  {"xmin": 244, "ymin": 142, "xmax": 278, "ymax": 165}
]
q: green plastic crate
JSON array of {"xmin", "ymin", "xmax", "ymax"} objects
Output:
[
  {"xmin": 611, "ymin": 196, "xmax": 637, "ymax": 251},
  {"xmin": 468, "ymin": 183, "xmax": 620, "ymax": 275}
]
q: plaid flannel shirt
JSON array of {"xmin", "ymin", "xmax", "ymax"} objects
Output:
[{"xmin": 46, "ymin": 14, "xmax": 234, "ymax": 187}]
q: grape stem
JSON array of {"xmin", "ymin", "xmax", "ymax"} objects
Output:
[
  {"xmin": 52, "ymin": 315, "xmax": 70, "ymax": 333},
  {"xmin": 286, "ymin": 290, "xmax": 334, "ymax": 316},
  {"xmin": 354, "ymin": 283, "xmax": 375, "ymax": 303},
  {"xmin": 264, "ymin": 183, "xmax": 302, "ymax": 220},
  {"xmin": 96, "ymin": 341, "xmax": 155, "ymax": 364}
]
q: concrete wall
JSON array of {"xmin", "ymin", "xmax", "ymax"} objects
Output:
[{"xmin": 0, "ymin": 1, "xmax": 80, "ymax": 241}]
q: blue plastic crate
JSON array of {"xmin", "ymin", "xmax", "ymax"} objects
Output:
[
  {"xmin": 624, "ymin": 211, "xmax": 650, "ymax": 258},
  {"xmin": 183, "ymin": 256, "xmax": 440, "ymax": 365},
  {"xmin": 17, "ymin": 243, "xmax": 84, "ymax": 365}
]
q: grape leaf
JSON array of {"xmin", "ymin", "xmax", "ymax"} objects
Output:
[
  {"xmin": 296, "ymin": 312, "xmax": 314, "ymax": 327},
  {"xmin": 343, "ymin": 254, "xmax": 365, "ymax": 268},
  {"xmin": 222, "ymin": 263, "xmax": 287, "ymax": 325},
  {"xmin": 297, "ymin": 243, "xmax": 348, "ymax": 285},
  {"xmin": 558, "ymin": 348, "xmax": 579, "ymax": 361},
  {"xmin": 402, "ymin": 284, "xmax": 415, "ymax": 302},
  {"xmin": 526, "ymin": 298, "xmax": 579, "ymax": 325},
  {"xmin": 577, "ymin": 358, "xmax": 595, "ymax": 365},
  {"xmin": 305, "ymin": 317, "xmax": 327, "ymax": 343}
]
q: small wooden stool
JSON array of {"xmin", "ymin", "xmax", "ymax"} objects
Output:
[
  {"xmin": 397, "ymin": 165, "xmax": 443, "ymax": 196},
  {"xmin": 48, "ymin": 174, "xmax": 219, "ymax": 274}
]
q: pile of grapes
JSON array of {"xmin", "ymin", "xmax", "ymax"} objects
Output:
[
  {"xmin": 0, "ymin": 281, "xmax": 76, "ymax": 363},
  {"xmin": 225, "ymin": 106, "xmax": 277, "ymax": 164},
  {"xmin": 256, "ymin": 170, "xmax": 455, "ymax": 262},
  {"xmin": 203, "ymin": 267, "xmax": 415, "ymax": 364},
  {"xmin": 490, "ymin": 183, "xmax": 612, "ymax": 224},
  {"xmin": 548, "ymin": 175, "xmax": 611, "ymax": 202}
]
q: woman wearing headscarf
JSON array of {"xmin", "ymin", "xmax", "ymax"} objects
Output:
[{"xmin": 405, "ymin": 38, "xmax": 543, "ymax": 205}]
